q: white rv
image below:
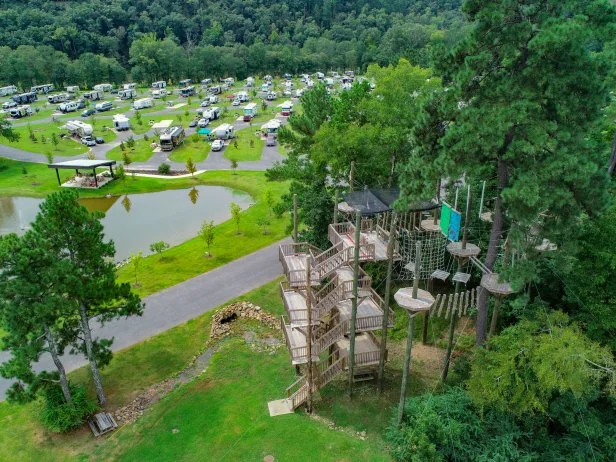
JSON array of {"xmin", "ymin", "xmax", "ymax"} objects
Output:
[
  {"xmin": 0, "ymin": 85, "xmax": 18, "ymax": 97},
  {"xmin": 133, "ymin": 98, "xmax": 153, "ymax": 110},
  {"xmin": 66, "ymin": 85, "xmax": 80, "ymax": 94},
  {"xmin": 31, "ymin": 84, "xmax": 54, "ymax": 94},
  {"xmin": 152, "ymin": 89, "xmax": 168, "ymax": 98},
  {"xmin": 261, "ymin": 119, "xmax": 281, "ymax": 135},
  {"xmin": 160, "ymin": 126, "xmax": 185, "ymax": 151},
  {"xmin": 65, "ymin": 120, "xmax": 93, "ymax": 137},
  {"xmin": 118, "ymin": 89, "xmax": 137, "ymax": 99},
  {"xmin": 243, "ymin": 102, "xmax": 258, "ymax": 121},
  {"xmin": 9, "ymin": 105, "xmax": 33, "ymax": 118},
  {"xmin": 246, "ymin": 77, "xmax": 255, "ymax": 87},
  {"xmin": 123, "ymin": 83, "xmax": 136, "ymax": 90},
  {"xmin": 83, "ymin": 90, "xmax": 104, "ymax": 101},
  {"xmin": 151, "ymin": 81, "xmax": 167, "ymax": 89},
  {"xmin": 280, "ymin": 100, "xmax": 293, "ymax": 116},
  {"xmin": 58, "ymin": 101, "xmax": 79, "ymax": 113},
  {"xmin": 95, "ymin": 101, "xmax": 113, "ymax": 112},
  {"xmin": 237, "ymin": 91, "xmax": 249, "ymax": 103},
  {"xmin": 93, "ymin": 83, "xmax": 113, "ymax": 92},
  {"xmin": 47, "ymin": 93, "xmax": 69, "ymax": 104},
  {"xmin": 212, "ymin": 123, "xmax": 235, "ymax": 140},
  {"xmin": 113, "ymin": 114, "xmax": 131, "ymax": 131}
]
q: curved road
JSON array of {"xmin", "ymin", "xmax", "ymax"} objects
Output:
[{"xmin": 0, "ymin": 238, "xmax": 289, "ymax": 401}]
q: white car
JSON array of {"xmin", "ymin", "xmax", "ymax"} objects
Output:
[
  {"xmin": 200, "ymin": 100, "xmax": 210, "ymax": 107},
  {"xmin": 211, "ymin": 139, "xmax": 224, "ymax": 151},
  {"xmin": 232, "ymin": 99, "xmax": 241, "ymax": 106},
  {"xmin": 198, "ymin": 118, "xmax": 209, "ymax": 128},
  {"xmin": 81, "ymin": 136, "xmax": 96, "ymax": 147},
  {"xmin": 2, "ymin": 101, "xmax": 17, "ymax": 109}
]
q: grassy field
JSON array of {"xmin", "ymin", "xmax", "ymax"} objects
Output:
[
  {"xmin": 115, "ymin": 170, "xmax": 288, "ymax": 297},
  {"xmin": 0, "ymin": 280, "xmax": 394, "ymax": 461},
  {"xmin": 167, "ymin": 134, "xmax": 211, "ymax": 163},
  {"xmin": 225, "ymin": 127, "xmax": 264, "ymax": 162},
  {"xmin": 106, "ymin": 138, "xmax": 155, "ymax": 163}
]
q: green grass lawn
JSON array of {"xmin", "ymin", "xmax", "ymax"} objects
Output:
[
  {"xmin": 0, "ymin": 280, "xmax": 391, "ymax": 461},
  {"xmin": 106, "ymin": 138, "xmax": 155, "ymax": 163},
  {"xmin": 225, "ymin": 127, "xmax": 264, "ymax": 162},
  {"xmin": 167, "ymin": 135, "xmax": 211, "ymax": 163}
]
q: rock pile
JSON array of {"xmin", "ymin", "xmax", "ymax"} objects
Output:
[{"xmin": 209, "ymin": 301, "xmax": 279, "ymax": 341}]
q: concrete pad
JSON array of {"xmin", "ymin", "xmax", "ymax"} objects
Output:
[
  {"xmin": 171, "ymin": 103, "xmax": 187, "ymax": 109},
  {"xmin": 151, "ymin": 120, "xmax": 172, "ymax": 129},
  {"xmin": 267, "ymin": 399, "xmax": 294, "ymax": 416}
]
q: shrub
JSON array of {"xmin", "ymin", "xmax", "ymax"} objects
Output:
[
  {"xmin": 150, "ymin": 240, "xmax": 170, "ymax": 256},
  {"xmin": 158, "ymin": 163, "xmax": 171, "ymax": 174},
  {"xmin": 191, "ymin": 133, "xmax": 199, "ymax": 143},
  {"xmin": 143, "ymin": 133, "xmax": 149, "ymax": 142},
  {"xmin": 40, "ymin": 382, "xmax": 97, "ymax": 433}
]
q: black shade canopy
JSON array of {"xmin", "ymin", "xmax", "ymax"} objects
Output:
[{"xmin": 343, "ymin": 188, "xmax": 439, "ymax": 216}]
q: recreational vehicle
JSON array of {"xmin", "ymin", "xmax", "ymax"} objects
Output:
[
  {"xmin": 159, "ymin": 126, "xmax": 185, "ymax": 151},
  {"xmin": 243, "ymin": 103, "xmax": 258, "ymax": 122},
  {"xmin": 123, "ymin": 83, "xmax": 136, "ymax": 90},
  {"xmin": 264, "ymin": 75, "xmax": 273, "ymax": 82},
  {"xmin": 65, "ymin": 120, "xmax": 93, "ymax": 137},
  {"xmin": 113, "ymin": 114, "xmax": 131, "ymax": 131},
  {"xmin": 152, "ymin": 81, "xmax": 167, "ymax": 89},
  {"xmin": 261, "ymin": 119, "xmax": 281, "ymax": 135},
  {"xmin": 212, "ymin": 123, "xmax": 234, "ymax": 140},
  {"xmin": 9, "ymin": 105, "xmax": 33, "ymax": 118},
  {"xmin": 95, "ymin": 101, "xmax": 113, "ymax": 112},
  {"xmin": 58, "ymin": 101, "xmax": 79, "ymax": 113},
  {"xmin": 66, "ymin": 86, "xmax": 80, "ymax": 94},
  {"xmin": 119, "ymin": 89, "xmax": 137, "ymax": 99},
  {"xmin": 237, "ymin": 91, "xmax": 249, "ymax": 103},
  {"xmin": 246, "ymin": 77, "xmax": 255, "ymax": 87},
  {"xmin": 201, "ymin": 78, "xmax": 212, "ymax": 86},
  {"xmin": 94, "ymin": 83, "xmax": 113, "ymax": 92},
  {"xmin": 202, "ymin": 107, "xmax": 221, "ymax": 121},
  {"xmin": 47, "ymin": 93, "xmax": 69, "ymax": 104},
  {"xmin": 133, "ymin": 98, "xmax": 153, "ymax": 110},
  {"xmin": 179, "ymin": 86, "xmax": 196, "ymax": 97},
  {"xmin": 315, "ymin": 72, "xmax": 325, "ymax": 80},
  {"xmin": 208, "ymin": 95, "xmax": 219, "ymax": 104},
  {"xmin": 179, "ymin": 79, "xmax": 192, "ymax": 88},
  {"xmin": 31, "ymin": 84, "xmax": 54, "ymax": 94},
  {"xmin": 208, "ymin": 85, "xmax": 221, "ymax": 95},
  {"xmin": 0, "ymin": 85, "xmax": 18, "ymax": 97},
  {"xmin": 222, "ymin": 77, "xmax": 234, "ymax": 86},
  {"xmin": 280, "ymin": 101, "xmax": 293, "ymax": 116},
  {"xmin": 83, "ymin": 90, "xmax": 104, "ymax": 101},
  {"xmin": 266, "ymin": 91, "xmax": 277, "ymax": 101},
  {"xmin": 12, "ymin": 92, "xmax": 37, "ymax": 104},
  {"xmin": 152, "ymin": 89, "xmax": 167, "ymax": 98}
]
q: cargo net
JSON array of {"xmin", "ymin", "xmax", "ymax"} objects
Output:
[{"xmin": 397, "ymin": 229, "xmax": 447, "ymax": 280}]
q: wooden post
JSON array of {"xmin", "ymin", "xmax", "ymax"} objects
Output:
[
  {"xmin": 305, "ymin": 256, "xmax": 313, "ymax": 413},
  {"xmin": 462, "ymin": 185, "xmax": 471, "ymax": 249},
  {"xmin": 349, "ymin": 161, "xmax": 356, "ymax": 192},
  {"xmin": 478, "ymin": 180, "xmax": 486, "ymax": 219},
  {"xmin": 333, "ymin": 189, "xmax": 339, "ymax": 225},
  {"xmin": 377, "ymin": 212, "xmax": 397, "ymax": 393},
  {"xmin": 442, "ymin": 259, "xmax": 462, "ymax": 383},
  {"xmin": 434, "ymin": 178, "xmax": 442, "ymax": 224},
  {"xmin": 55, "ymin": 168, "xmax": 61, "ymax": 186},
  {"xmin": 293, "ymin": 193, "xmax": 298, "ymax": 242},
  {"xmin": 422, "ymin": 279, "xmax": 432, "ymax": 345},
  {"xmin": 347, "ymin": 210, "xmax": 361, "ymax": 397},
  {"xmin": 389, "ymin": 154, "xmax": 396, "ymax": 188},
  {"xmin": 397, "ymin": 313, "xmax": 415, "ymax": 427},
  {"xmin": 489, "ymin": 296, "xmax": 501, "ymax": 338}
]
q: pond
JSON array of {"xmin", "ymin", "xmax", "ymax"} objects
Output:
[{"xmin": 0, "ymin": 186, "xmax": 253, "ymax": 262}]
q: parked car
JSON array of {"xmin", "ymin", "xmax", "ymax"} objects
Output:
[
  {"xmin": 188, "ymin": 119, "xmax": 198, "ymax": 128},
  {"xmin": 81, "ymin": 109, "xmax": 96, "ymax": 117},
  {"xmin": 76, "ymin": 99, "xmax": 86, "ymax": 109},
  {"xmin": 232, "ymin": 98, "xmax": 241, "ymax": 106},
  {"xmin": 2, "ymin": 101, "xmax": 17, "ymax": 109},
  {"xmin": 95, "ymin": 137, "xmax": 104, "ymax": 144},
  {"xmin": 200, "ymin": 100, "xmax": 210, "ymax": 107},
  {"xmin": 197, "ymin": 118, "xmax": 209, "ymax": 128},
  {"xmin": 211, "ymin": 139, "xmax": 224, "ymax": 151},
  {"xmin": 81, "ymin": 136, "xmax": 96, "ymax": 146},
  {"xmin": 266, "ymin": 134, "xmax": 277, "ymax": 146}
]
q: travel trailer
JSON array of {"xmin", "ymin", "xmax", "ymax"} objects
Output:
[
  {"xmin": 246, "ymin": 77, "xmax": 255, "ymax": 87},
  {"xmin": 208, "ymin": 85, "xmax": 221, "ymax": 95},
  {"xmin": 152, "ymin": 89, "xmax": 168, "ymax": 98},
  {"xmin": 179, "ymin": 86, "xmax": 196, "ymax": 97},
  {"xmin": 47, "ymin": 93, "xmax": 69, "ymax": 104},
  {"xmin": 66, "ymin": 85, "xmax": 80, "ymax": 94},
  {"xmin": 201, "ymin": 78, "xmax": 212, "ymax": 86},
  {"xmin": 31, "ymin": 84, "xmax": 54, "ymax": 94},
  {"xmin": 152, "ymin": 81, "xmax": 167, "ymax": 89},
  {"xmin": 202, "ymin": 106, "xmax": 221, "ymax": 121},
  {"xmin": 64, "ymin": 120, "xmax": 93, "ymax": 137},
  {"xmin": 212, "ymin": 123, "xmax": 235, "ymax": 140},
  {"xmin": 280, "ymin": 100, "xmax": 293, "ymax": 116},
  {"xmin": 123, "ymin": 83, "xmax": 136, "ymax": 90},
  {"xmin": 94, "ymin": 83, "xmax": 113, "ymax": 92},
  {"xmin": 237, "ymin": 91, "xmax": 249, "ymax": 103},
  {"xmin": 12, "ymin": 92, "xmax": 37, "ymax": 104},
  {"xmin": 119, "ymin": 89, "xmax": 137, "ymax": 99},
  {"xmin": 95, "ymin": 101, "xmax": 113, "ymax": 112},
  {"xmin": 83, "ymin": 90, "xmax": 104, "ymax": 101},
  {"xmin": 208, "ymin": 95, "xmax": 219, "ymax": 104},
  {"xmin": 179, "ymin": 79, "xmax": 192, "ymax": 88},
  {"xmin": 133, "ymin": 98, "xmax": 153, "ymax": 110},
  {"xmin": 57, "ymin": 101, "xmax": 79, "ymax": 113},
  {"xmin": 261, "ymin": 119, "xmax": 281, "ymax": 135},
  {"xmin": 9, "ymin": 105, "xmax": 33, "ymax": 118},
  {"xmin": 0, "ymin": 85, "xmax": 18, "ymax": 97},
  {"xmin": 160, "ymin": 126, "xmax": 185, "ymax": 151},
  {"xmin": 113, "ymin": 114, "xmax": 131, "ymax": 131},
  {"xmin": 243, "ymin": 102, "xmax": 258, "ymax": 122}
]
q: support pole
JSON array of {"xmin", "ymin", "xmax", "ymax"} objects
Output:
[
  {"xmin": 422, "ymin": 279, "xmax": 432, "ymax": 345},
  {"xmin": 441, "ymin": 260, "xmax": 462, "ymax": 383},
  {"xmin": 489, "ymin": 296, "xmax": 501, "ymax": 338},
  {"xmin": 397, "ymin": 314, "xmax": 415, "ymax": 426},
  {"xmin": 349, "ymin": 161, "xmax": 356, "ymax": 192},
  {"xmin": 333, "ymin": 189, "xmax": 339, "ymax": 225},
  {"xmin": 55, "ymin": 168, "xmax": 61, "ymax": 186},
  {"xmin": 93, "ymin": 168, "xmax": 98, "ymax": 187},
  {"xmin": 454, "ymin": 186, "xmax": 459, "ymax": 210},
  {"xmin": 377, "ymin": 212, "xmax": 397, "ymax": 393},
  {"xmin": 348, "ymin": 210, "xmax": 361, "ymax": 397},
  {"xmin": 478, "ymin": 180, "xmax": 486, "ymax": 219},
  {"xmin": 293, "ymin": 193, "xmax": 298, "ymax": 242},
  {"xmin": 389, "ymin": 154, "xmax": 396, "ymax": 188},
  {"xmin": 305, "ymin": 257, "xmax": 313, "ymax": 413},
  {"xmin": 462, "ymin": 185, "xmax": 471, "ymax": 249}
]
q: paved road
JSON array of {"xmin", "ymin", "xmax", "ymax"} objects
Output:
[{"xmin": 0, "ymin": 238, "xmax": 289, "ymax": 401}]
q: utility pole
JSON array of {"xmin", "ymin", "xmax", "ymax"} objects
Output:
[
  {"xmin": 377, "ymin": 212, "xmax": 397, "ymax": 393},
  {"xmin": 347, "ymin": 210, "xmax": 361, "ymax": 397},
  {"xmin": 293, "ymin": 193, "xmax": 298, "ymax": 242},
  {"xmin": 333, "ymin": 189, "xmax": 339, "ymax": 225},
  {"xmin": 305, "ymin": 256, "xmax": 313, "ymax": 413}
]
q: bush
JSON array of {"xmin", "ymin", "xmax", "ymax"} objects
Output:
[
  {"xmin": 143, "ymin": 133, "xmax": 149, "ymax": 142},
  {"xmin": 191, "ymin": 133, "xmax": 199, "ymax": 143},
  {"xmin": 40, "ymin": 382, "xmax": 97, "ymax": 433},
  {"xmin": 158, "ymin": 163, "xmax": 171, "ymax": 174}
]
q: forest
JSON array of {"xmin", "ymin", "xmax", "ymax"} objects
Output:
[{"xmin": 0, "ymin": 0, "xmax": 465, "ymax": 87}]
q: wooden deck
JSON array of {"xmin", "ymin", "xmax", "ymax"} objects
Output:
[
  {"xmin": 336, "ymin": 296, "xmax": 394, "ymax": 331},
  {"xmin": 335, "ymin": 333, "xmax": 382, "ymax": 367}
]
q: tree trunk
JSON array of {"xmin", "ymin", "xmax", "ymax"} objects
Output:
[
  {"xmin": 44, "ymin": 324, "xmax": 72, "ymax": 403},
  {"xmin": 476, "ymin": 157, "xmax": 509, "ymax": 346},
  {"xmin": 79, "ymin": 303, "xmax": 106, "ymax": 405},
  {"xmin": 608, "ymin": 131, "xmax": 616, "ymax": 177}
]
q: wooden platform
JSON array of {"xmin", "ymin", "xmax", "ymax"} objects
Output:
[
  {"xmin": 336, "ymin": 333, "xmax": 381, "ymax": 367},
  {"xmin": 336, "ymin": 297, "xmax": 390, "ymax": 331},
  {"xmin": 446, "ymin": 242, "xmax": 481, "ymax": 258},
  {"xmin": 480, "ymin": 273, "xmax": 514, "ymax": 296},
  {"xmin": 282, "ymin": 323, "xmax": 320, "ymax": 364},
  {"xmin": 420, "ymin": 218, "xmax": 441, "ymax": 233},
  {"xmin": 394, "ymin": 288, "xmax": 435, "ymax": 314}
]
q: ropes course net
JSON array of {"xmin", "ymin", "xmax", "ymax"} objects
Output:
[{"xmin": 397, "ymin": 228, "xmax": 447, "ymax": 280}]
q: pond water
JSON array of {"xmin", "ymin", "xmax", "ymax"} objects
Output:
[{"xmin": 0, "ymin": 186, "xmax": 253, "ymax": 262}]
